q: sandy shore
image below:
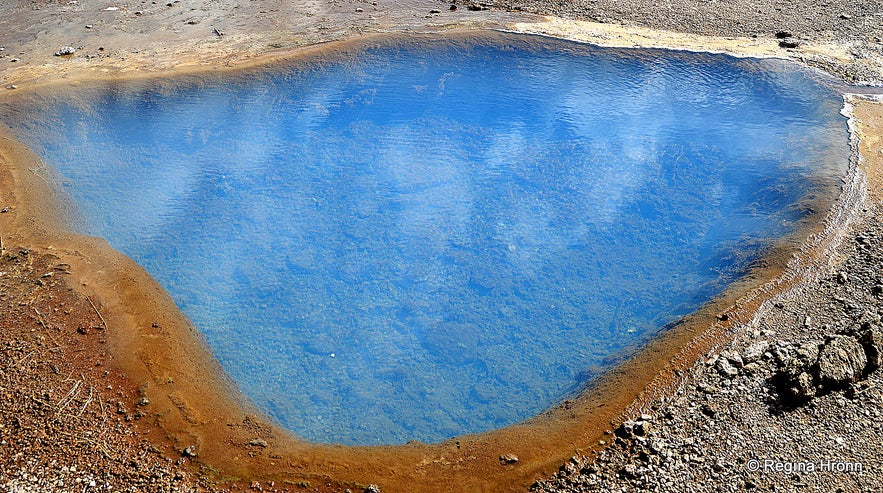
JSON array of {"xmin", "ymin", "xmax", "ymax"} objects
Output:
[{"xmin": 1, "ymin": 1, "xmax": 882, "ymax": 492}]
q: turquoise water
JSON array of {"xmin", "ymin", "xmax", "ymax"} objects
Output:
[{"xmin": 5, "ymin": 36, "xmax": 848, "ymax": 445}]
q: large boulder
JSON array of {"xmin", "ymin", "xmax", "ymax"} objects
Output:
[{"xmin": 817, "ymin": 336, "xmax": 866, "ymax": 388}]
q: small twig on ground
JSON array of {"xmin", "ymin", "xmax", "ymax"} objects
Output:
[
  {"xmin": 17, "ymin": 351, "xmax": 34, "ymax": 367},
  {"xmin": 99, "ymin": 442, "xmax": 113, "ymax": 460},
  {"xmin": 86, "ymin": 296, "xmax": 108, "ymax": 330},
  {"xmin": 77, "ymin": 386, "xmax": 94, "ymax": 417},
  {"xmin": 56, "ymin": 379, "xmax": 82, "ymax": 413},
  {"xmin": 33, "ymin": 307, "xmax": 62, "ymax": 348},
  {"xmin": 855, "ymin": 383, "xmax": 876, "ymax": 395},
  {"xmin": 27, "ymin": 164, "xmax": 51, "ymax": 185},
  {"xmin": 97, "ymin": 393, "xmax": 107, "ymax": 425}
]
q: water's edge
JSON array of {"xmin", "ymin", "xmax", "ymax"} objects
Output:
[{"xmin": 0, "ymin": 30, "xmax": 877, "ymax": 493}]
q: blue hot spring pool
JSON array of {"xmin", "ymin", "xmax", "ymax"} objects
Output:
[{"xmin": 4, "ymin": 36, "xmax": 849, "ymax": 445}]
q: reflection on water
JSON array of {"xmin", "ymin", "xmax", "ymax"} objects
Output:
[{"xmin": 4, "ymin": 36, "xmax": 848, "ymax": 445}]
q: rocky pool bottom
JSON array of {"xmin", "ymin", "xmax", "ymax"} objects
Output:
[{"xmin": 0, "ymin": 39, "xmax": 880, "ymax": 493}]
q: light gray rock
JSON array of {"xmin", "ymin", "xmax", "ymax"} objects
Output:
[
  {"xmin": 715, "ymin": 357, "xmax": 739, "ymax": 378},
  {"xmin": 742, "ymin": 362, "xmax": 761, "ymax": 375},
  {"xmin": 620, "ymin": 464, "xmax": 638, "ymax": 479},
  {"xmin": 616, "ymin": 420, "xmax": 638, "ymax": 438},
  {"xmin": 741, "ymin": 342, "xmax": 769, "ymax": 364},
  {"xmin": 722, "ymin": 350, "xmax": 744, "ymax": 368},
  {"xmin": 633, "ymin": 420, "xmax": 653, "ymax": 436}
]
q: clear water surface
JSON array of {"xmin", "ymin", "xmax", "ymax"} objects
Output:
[{"xmin": 5, "ymin": 36, "xmax": 848, "ymax": 445}]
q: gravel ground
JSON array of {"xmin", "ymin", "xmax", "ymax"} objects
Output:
[
  {"xmin": 502, "ymin": 0, "xmax": 883, "ymax": 41},
  {"xmin": 0, "ymin": 250, "xmax": 208, "ymax": 493},
  {"xmin": 494, "ymin": 0, "xmax": 883, "ymax": 85}
]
